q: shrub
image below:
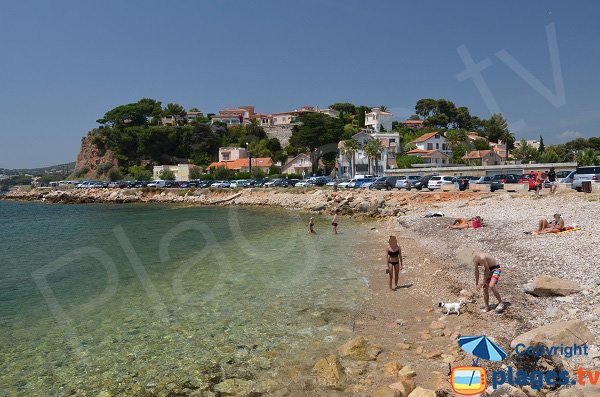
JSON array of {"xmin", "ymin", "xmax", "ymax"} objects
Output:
[
  {"xmin": 73, "ymin": 166, "xmax": 89, "ymax": 178},
  {"xmin": 108, "ymin": 168, "xmax": 124, "ymax": 181},
  {"xmin": 159, "ymin": 170, "xmax": 176, "ymax": 180},
  {"xmin": 96, "ymin": 162, "xmax": 114, "ymax": 177}
]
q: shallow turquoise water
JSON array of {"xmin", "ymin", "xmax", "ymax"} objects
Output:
[{"xmin": 0, "ymin": 201, "xmax": 369, "ymax": 396}]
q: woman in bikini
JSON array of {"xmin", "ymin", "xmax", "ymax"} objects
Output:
[
  {"xmin": 331, "ymin": 210, "xmax": 338, "ymax": 234},
  {"xmin": 308, "ymin": 217, "xmax": 316, "ymax": 234},
  {"xmin": 385, "ymin": 235, "xmax": 403, "ymax": 290}
]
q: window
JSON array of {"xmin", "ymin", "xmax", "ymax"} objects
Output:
[
  {"xmin": 223, "ymin": 153, "xmax": 230, "ymax": 160},
  {"xmin": 436, "ymin": 143, "xmax": 439, "ymax": 149},
  {"xmin": 427, "ymin": 143, "xmax": 433, "ymax": 150}
]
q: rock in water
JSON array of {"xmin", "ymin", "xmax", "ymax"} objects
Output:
[
  {"xmin": 510, "ymin": 319, "xmax": 596, "ymax": 349},
  {"xmin": 213, "ymin": 378, "xmax": 254, "ymax": 396},
  {"xmin": 338, "ymin": 336, "xmax": 381, "ymax": 361},
  {"xmin": 312, "ymin": 355, "xmax": 346, "ymax": 389},
  {"xmin": 523, "ymin": 275, "xmax": 582, "ymax": 297}
]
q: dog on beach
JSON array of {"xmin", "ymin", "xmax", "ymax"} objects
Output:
[{"xmin": 438, "ymin": 300, "xmax": 463, "ymax": 316}]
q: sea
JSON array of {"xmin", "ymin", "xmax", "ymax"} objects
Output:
[{"xmin": 0, "ymin": 201, "xmax": 370, "ymax": 396}]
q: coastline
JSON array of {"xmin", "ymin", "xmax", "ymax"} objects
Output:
[{"xmin": 3, "ymin": 188, "xmax": 600, "ymax": 395}]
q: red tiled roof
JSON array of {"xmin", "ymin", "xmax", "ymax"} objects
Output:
[
  {"xmin": 462, "ymin": 150, "xmax": 494, "ymax": 159},
  {"xmin": 402, "ymin": 120, "xmax": 424, "ymax": 124},
  {"xmin": 411, "ymin": 132, "xmax": 440, "ymax": 143},
  {"xmin": 208, "ymin": 157, "xmax": 273, "ymax": 170},
  {"xmin": 406, "ymin": 149, "xmax": 432, "ymax": 154}
]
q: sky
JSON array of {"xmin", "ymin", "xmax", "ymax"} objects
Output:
[{"xmin": 1, "ymin": 0, "xmax": 600, "ymax": 168}]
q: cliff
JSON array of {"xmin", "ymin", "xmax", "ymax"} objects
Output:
[{"xmin": 74, "ymin": 132, "xmax": 118, "ymax": 179}]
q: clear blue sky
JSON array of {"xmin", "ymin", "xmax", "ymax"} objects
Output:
[{"xmin": 1, "ymin": 0, "xmax": 599, "ymax": 168}]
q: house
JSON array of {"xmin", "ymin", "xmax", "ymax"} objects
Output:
[
  {"xmin": 400, "ymin": 119, "xmax": 425, "ymax": 129},
  {"xmin": 281, "ymin": 153, "xmax": 312, "ymax": 175},
  {"xmin": 185, "ymin": 111, "xmax": 204, "ymax": 122},
  {"xmin": 319, "ymin": 108, "xmax": 340, "ymax": 118},
  {"xmin": 153, "ymin": 164, "xmax": 194, "ymax": 181},
  {"xmin": 160, "ymin": 115, "xmax": 182, "ymax": 126},
  {"xmin": 219, "ymin": 147, "xmax": 248, "ymax": 162},
  {"xmin": 490, "ymin": 142, "xmax": 508, "ymax": 159},
  {"xmin": 467, "ymin": 131, "xmax": 487, "ymax": 142},
  {"xmin": 514, "ymin": 139, "xmax": 541, "ymax": 149},
  {"xmin": 208, "ymin": 157, "xmax": 273, "ymax": 173},
  {"xmin": 338, "ymin": 128, "xmax": 400, "ymax": 177},
  {"xmin": 462, "ymin": 150, "xmax": 503, "ymax": 165},
  {"xmin": 252, "ymin": 113, "xmax": 273, "ymax": 126},
  {"xmin": 211, "ymin": 106, "xmax": 255, "ymax": 126},
  {"xmin": 411, "ymin": 132, "xmax": 452, "ymax": 156},
  {"xmin": 271, "ymin": 106, "xmax": 319, "ymax": 125},
  {"xmin": 405, "ymin": 149, "xmax": 450, "ymax": 165},
  {"xmin": 364, "ymin": 107, "xmax": 392, "ymax": 132}
]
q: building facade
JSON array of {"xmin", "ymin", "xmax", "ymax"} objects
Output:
[
  {"xmin": 152, "ymin": 164, "xmax": 193, "ymax": 181},
  {"xmin": 411, "ymin": 132, "xmax": 452, "ymax": 156}
]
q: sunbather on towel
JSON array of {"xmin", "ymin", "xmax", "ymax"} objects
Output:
[
  {"xmin": 448, "ymin": 216, "xmax": 483, "ymax": 229},
  {"xmin": 534, "ymin": 213, "xmax": 564, "ymax": 234}
]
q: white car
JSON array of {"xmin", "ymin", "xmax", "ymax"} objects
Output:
[
  {"xmin": 211, "ymin": 181, "xmax": 228, "ymax": 188},
  {"xmin": 427, "ymin": 175, "xmax": 455, "ymax": 190},
  {"xmin": 294, "ymin": 180, "xmax": 312, "ymax": 187},
  {"xmin": 337, "ymin": 180, "xmax": 352, "ymax": 188},
  {"xmin": 229, "ymin": 180, "xmax": 246, "ymax": 188}
]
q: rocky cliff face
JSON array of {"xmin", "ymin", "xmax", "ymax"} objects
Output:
[{"xmin": 75, "ymin": 132, "xmax": 117, "ymax": 179}]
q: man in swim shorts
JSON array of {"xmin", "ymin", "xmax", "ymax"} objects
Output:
[{"xmin": 473, "ymin": 252, "xmax": 504, "ymax": 312}]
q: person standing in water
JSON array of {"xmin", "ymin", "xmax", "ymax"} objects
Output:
[
  {"xmin": 473, "ymin": 251, "xmax": 504, "ymax": 312},
  {"xmin": 331, "ymin": 210, "xmax": 338, "ymax": 234},
  {"xmin": 308, "ymin": 217, "xmax": 316, "ymax": 234},
  {"xmin": 385, "ymin": 235, "xmax": 403, "ymax": 290}
]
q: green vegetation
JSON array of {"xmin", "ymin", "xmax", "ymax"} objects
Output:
[{"xmin": 159, "ymin": 170, "xmax": 176, "ymax": 180}]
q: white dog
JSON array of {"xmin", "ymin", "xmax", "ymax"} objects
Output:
[{"xmin": 438, "ymin": 300, "xmax": 463, "ymax": 316}]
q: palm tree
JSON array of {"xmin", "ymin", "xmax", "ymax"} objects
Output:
[
  {"xmin": 575, "ymin": 148, "xmax": 600, "ymax": 166},
  {"xmin": 344, "ymin": 139, "xmax": 359, "ymax": 178},
  {"xmin": 364, "ymin": 139, "xmax": 385, "ymax": 176}
]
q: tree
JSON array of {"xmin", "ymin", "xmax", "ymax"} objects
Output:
[
  {"xmin": 211, "ymin": 166, "xmax": 232, "ymax": 180},
  {"xmin": 97, "ymin": 98, "xmax": 162, "ymax": 127},
  {"xmin": 484, "ymin": 113, "xmax": 514, "ymax": 148},
  {"xmin": 343, "ymin": 139, "xmax": 359, "ymax": 178},
  {"xmin": 189, "ymin": 107, "xmax": 201, "ymax": 112},
  {"xmin": 128, "ymin": 165, "xmax": 152, "ymax": 181},
  {"xmin": 538, "ymin": 136, "xmax": 545, "ymax": 153},
  {"xmin": 575, "ymin": 149, "xmax": 600, "ymax": 166},
  {"xmin": 408, "ymin": 114, "xmax": 420, "ymax": 120},
  {"xmin": 329, "ymin": 102, "xmax": 356, "ymax": 115},
  {"xmin": 159, "ymin": 170, "xmax": 176, "ymax": 180},
  {"xmin": 355, "ymin": 105, "xmax": 371, "ymax": 128},
  {"xmin": 364, "ymin": 139, "xmax": 384, "ymax": 176},
  {"xmin": 108, "ymin": 167, "xmax": 123, "ymax": 181},
  {"xmin": 444, "ymin": 130, "xmax": 468, "ymax": 152},
  {"xmin": 511, "ymin": 140, "xmax": 538, "ymax": 162},
  {"xmin": 290, "ymin": 113, "xmax": 344, "ymax": 151},
  {"xmin": 396, "ymin": 155, "xmax": 425, "ymax": 168},
  {"xmin": 538, "ymin": 147, "xmax": 561, "ymax": 163},
  {"xmin": 415, "ymin": 98, "xmax": 437, "ymax": 119},
  {"xmin": 189, "ymin": 166, "xmax": 203, "ymax": 180}
]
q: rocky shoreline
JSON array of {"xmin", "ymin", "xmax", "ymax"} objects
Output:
[{"xmin": 3, "ymin": 187, "xmax": 600, "ymax": 396}]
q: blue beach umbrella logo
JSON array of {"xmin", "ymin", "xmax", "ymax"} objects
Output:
[{"xmin": 458, "ymin": 335, "xmax": 507, "ymax": 366}]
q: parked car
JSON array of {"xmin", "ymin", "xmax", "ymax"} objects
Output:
[
  {"xmin": 287, "ymin": 179, "xmax": 300, "ymax": 187},
  {"xmin": 453, "ymin": 176, "xmax": 472, "ymax": 191},
  {"xmin": 427, "ymin": 175, "xmax": 454, "ymax": 191},
  {"xmin": 544, "ymin": 170, "xmax": 576, "ymax": 188},
  {"xmin": 572, "ymin": 166, "xmax": 600, "ymax": 191},
  {"xmin": 362, "ymin": 178, "xmax": 381, "ymax": 189},
  {"xmin": 294, "ymin": 180, "xmax": 313, "ymax": 187},
  {"xmin": 369, "ymin": 176, "xmax": 398, "ymax": 190},
  {"xmin": 517, "ymin": 173, "xmax": 536, "ymax": 184},
  {"xmin": 410, "ymin": 176, "xmax": 431, "ymax": 191},
  {"xmin": 210, "ymin": 181, "xmax": 229, "ymax": 188},
  {"xmin": 395, "ymin": 175, "xmax": 421, "ymax": 190},
  {"xmin": 350, "ymin": 178, "xmax": 374, "ymax": 189},
  {"xmin": 490, "ymin": 174, "xmax": 519, "ymax": 191}
]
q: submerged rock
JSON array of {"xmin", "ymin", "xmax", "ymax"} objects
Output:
[
  {"xmin": 338, "ymin": 336, "xmax": 381, "ymax": 361},
  {"xmin": 213, "ymin": 378, "xmax": 254, "ymax": 396},
  {"xmin": 312, "ymin": 355, "xmax": 346, "ymax": 389}
]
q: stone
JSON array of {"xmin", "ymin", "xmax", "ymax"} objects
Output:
[
  {"xmin": 338, "ymin": 336, "xmax": 381, "ymax": 361},
  {"xmin": 594, "ymin": 305, "xmax": 600, "ymax": 316},
  {"xmin": 407, "ymin": 386, "xmax": 436, "ymax": 397},
  {"xmin": 398, "ymin": 365, "xmax": 416, "ymax": 378},
  {"xmin": 521, "ymin": 385, "xmax": 537, "ymax": 397},
  {"xmin": 383, "ymin": 361, "xmax": 403, "ymax": 377},
  {"xmin": 524, "ymin": 275, "xmax": 582, "ymax": 297},
  {"xmin": 489, "ymin": 384, "xmax": 527, "ymax": 396},
  {"xmin": 372, "ymin": 385, "xmax": 401, "ymax": 397},
  {"xmin": 422, "ymin": 351, "xmax": 442, "ymax": 359},
  {"xmin": 396, "ymin": 342, "xmax": 411, "ymax": 350},
  {"xmin": 510, "ymin": 320, "xmax": 596, "ymax": 350},
  {"xmin": 312, "ymin": 355, "xmax": 346, "ymax": 389},
  {"xmin": 213, "ymin": 378, "xmax": 254, "ymax": 396},
  {"xmin": 429, "ymin": 320, "xmax": 445, "ymax": 330},
  {"xmin": 389, "ymin": 378, "xmax": 416, "ymax": 397},
  {"xmin": 552, "ymin": 384, "xmax": 600, "ymax": 397}
]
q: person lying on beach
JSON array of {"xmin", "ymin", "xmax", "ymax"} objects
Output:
[
  {"xmin": 308, "ymin": 217, "xmax": 316, "ymax": 234},
  {"xmin": 533, "ymin": 213, "xmax": 564, "ymax": 234},
  {"xmin": 385, "ymin": 235, "xmax": 403, "ymax": 290},
  {"xmin": 473, "ymin": 251, "xmax": 504, "ymax": 313},
  {"xmin": 448, "ymin": 216, "xmax": 483, "ymax": 229}
]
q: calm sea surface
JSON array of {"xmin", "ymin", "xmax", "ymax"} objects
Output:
[{"xmin": 0, "ymin": 201, "xmax": 370, "ymax": 396}]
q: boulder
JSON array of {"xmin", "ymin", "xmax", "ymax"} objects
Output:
[
  {"xmin": 383, "ymin": 361, "xmax": 403, "ymax": 377},
  {"xmin": 213, "ymin": 378, "xmax": 254, "ymax": 396},
  {"xmin": 510, "ymin": 320, "xmax": 596, "ymax": 350},
  {"xmin": 552, "ymin": 384, "xmax": 600, "ymax": 397},
  {"xmin": 338, "ymin": 336, "xmax": 381, "ymax": 361},
  {"xmin": 407, "ymin": 386, "xmax": 436, "ymax": 397},
  {"xmin": 489, "ymin": 384, "xmax": 527, "ymax": 397},
  {"xmin": 312, "ymin": 355, "xmax": 345, "ymax": 389},
  {"xmin": 524, "ymin": 276, "xmax": 582, "ymax": 297},
  {"xmin": 398, "ymin": 365, "xmax": 416, "ymax": 378},
  {"xmin": 372, "ymin": 385, "xmax": 402, "ymax": 397},
  {"xmin": 389, "ymin": 378, "xmax": 416, "ymax": 396}
]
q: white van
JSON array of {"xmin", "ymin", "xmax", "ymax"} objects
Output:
[
  {"xmin": 354, "ymin": 174, "xmax": 375, "ymax": 180},
  {"xmin": 147, "ymin": 180, "xmax": 167, "ymax": 188}
]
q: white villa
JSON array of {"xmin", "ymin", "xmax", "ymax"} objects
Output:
[
  {"xmin": 364, "ymin": 107, "xmax": 392, "ymax": 132},
  {"xmin": 411, "ymin": 131, "xmax": 452, "ymax": 156},
  {"xmin": 338, "ymin": 128, "xmax": 400, "ymax": 177}
]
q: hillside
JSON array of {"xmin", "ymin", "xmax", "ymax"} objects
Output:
[{"xmin": 0, "ymin": 162, "xmax": 75, "ymax": 176}]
